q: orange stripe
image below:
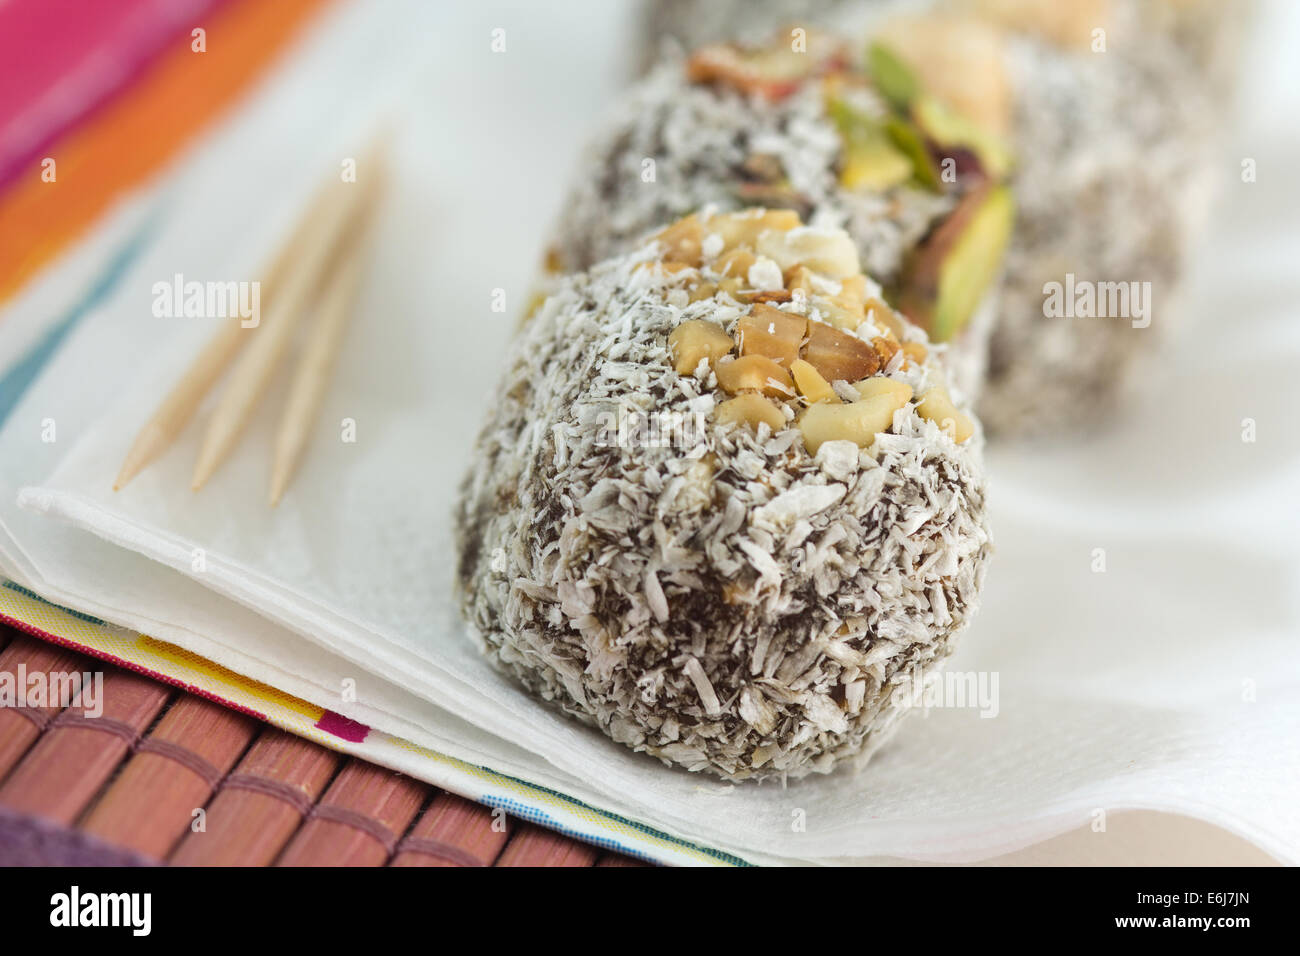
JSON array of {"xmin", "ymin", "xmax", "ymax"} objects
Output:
[{"xmin": 0, "ymin": 0, "xmax": 334, "ymax": 304}]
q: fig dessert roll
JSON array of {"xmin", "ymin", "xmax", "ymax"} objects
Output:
[
  {"xmin": 456, "ymin": 210, "xmax": 992, "ymax": 780},
  {"xmin": 549, "ymin": 28, "xmax": 1015, "ymax": 402}
]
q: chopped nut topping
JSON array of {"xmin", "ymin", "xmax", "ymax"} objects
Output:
[
  {"xmin": 688, "ymin": 280, "xmax": 719, "ymax": 303},
  {"xmin": 740, "ymin": 152, "xmax": 785, "ymax": 182},
  {"xmin": 785, "ymin": 265, "xmax": 816, "ymax": 300},
  {"xmin": 715, "ymin": 354, "xmax": 796, "ymax": 397},
  {"xmin": 715, "ymin": 246, "xmax": 757, "ymax": 277},
  {"xmin": 715, "ymin": 393, "xmax": 786, "ymax": 431},
  {"xmin": 790, "ymin": 359, "xmax": 839, "ymax": 404},
  {"xmin": 669, "ymin": 319, "xmax": 734, "ymax": 374},
  {"xmin": 647, "ymin": 210, "xmax": 967, "ymax": 456},
  {"xmin": 811, "ymin": 299, "xmax": 867, "ymax": 331},
  {"xmin": 854, "ymin": 376, "xmax": 913, "ymax": 406},
  {"xmin": 798, "ymin": 387, "xmax": 912, "ymax": 454},
  {"xmin": 801, "ymin": 320, "xmax": 880, "ymax": 382},
  {"xmin": 716, "ymin": 277, "xmax": 745, "ymax": 299},
  {"xmin": 706, "ymin": 209, "xmax": 801, "ymax": 250},
  {"xmin": 756, "ymin": 227, "xmax": 860, "ymax": 279},
  {"xmin": 834, "ymin": 274, "xmax": 869, "ymax": 312},
  {"xmin": 872, "ymin": 335, "xmax": 901, "ymax": 368},
  {"xmin": 652, "ymin": 215, "xmax": 705, "ymax": 267},
  {"xmin": 736, "ymin": 304, "xmax": 807, "ymax": 367},
  {"xmin": 901, "ymin": 341, "xmax": 928, "ymax": 365},
  {"xmin": 864, "ymin": 296, "xmax": 907, "ymax": 339},
  {"xmin": 916, "ymin": 385, "xmax": 974, "ymax": 442}
]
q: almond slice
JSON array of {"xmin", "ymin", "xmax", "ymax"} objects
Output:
[
  {"xmin": 811, "ymin": 298, "xmax": 868, "ymax": 331},
  {"xmin": 786, "ymin": 265, "xmax": 816, "ymax": 300},
  {"xmin": 801, "ymin": 320, "xmax": 880, "ymax": 382},
  {"xmin": 687, "ymin": 45, "xmax": 808, "ymax": 102}
]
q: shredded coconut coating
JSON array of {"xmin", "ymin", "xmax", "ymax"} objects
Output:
[{"xmin": 455, "ymin": 242, "xmax": 992, "ymax": 781}]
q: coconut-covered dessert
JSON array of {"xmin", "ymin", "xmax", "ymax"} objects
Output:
[
  {"xmin": 550, "ymin": 28, "xmax": 1014, "ymax": 400},
  {"xmin": 919, "ymin": 3, "xmax": 1221, "ymax": 434},
  {"xmin": 457, "ymin": 210, "xmax": 992, "ymax": 780}
]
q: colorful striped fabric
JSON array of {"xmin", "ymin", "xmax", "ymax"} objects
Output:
[
  {"xmin": 0, "ymin": 0, "xmax": 334, "ymax": 304},
  {"xmin": 0, "ymin": 581, "xmax": 750, "ymax": 866}
]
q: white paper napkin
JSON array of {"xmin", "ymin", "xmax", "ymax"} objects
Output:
[{"xmin": 2, "ymin": 0, "xmax": 1298, "ymax": 865}]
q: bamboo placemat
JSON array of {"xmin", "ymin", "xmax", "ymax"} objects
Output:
[{"xmin": 0, "ymin": 625, "xmax": 645, "ymax": 867}]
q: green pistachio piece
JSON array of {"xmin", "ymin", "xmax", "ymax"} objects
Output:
[
  {"xmin": 841, "ymin": 138, "xmax": 914, "ymax": 191},
  {"xmin": 866, "ymin": 42, "xmax": 920, "ymax": 112},
  {"xmin": 828, "ymin": 95, "xmax": 936, "ymax": 193},
  {"xmin": 898, "ymin": 184, "xmax": 1015, "ymax": 341},
  {"xmin": 884, "ymin": 116, "xmax": 942, "ymax": 193}
]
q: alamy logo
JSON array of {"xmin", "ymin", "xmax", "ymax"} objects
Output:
[
  {"xmin": 152, "ymin": 273, "xmax": 260, "ymax": 327},
  {"xmin": 1042, "ymin": 273, "xmax": 1152, "ymax": 328},
  {"xmin": 49, "ymin": 886, "xmax": 151, "ymax": 936},
  {"xmin": 593, "ymin": 401, "xmax": 710, "ymax": 449},
  {"xmin": 892, "ymin": 666, "xmax": 1000, "ymax": 718},
  {"xmin": 0, "ymin": 665, "xmax": 103, "ymax": 717}
]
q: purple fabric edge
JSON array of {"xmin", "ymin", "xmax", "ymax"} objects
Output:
[{"xmin": 0, "ymin": 804, "xmax": 161, "ymax": 867}]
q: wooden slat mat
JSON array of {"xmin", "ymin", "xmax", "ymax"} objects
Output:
[{"xmin": 0, "ymin": 625, "xmax": 645, "ymax": 867}]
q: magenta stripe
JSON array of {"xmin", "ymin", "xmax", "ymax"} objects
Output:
[
  {"xmin": 0, "ymin": 0, "xmax": 230, "ymax": 192},
  {"xmin": 315, "ymin": 710, "xmax": 369, "ymax": 743}
]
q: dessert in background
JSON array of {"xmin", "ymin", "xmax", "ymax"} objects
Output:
[
  {"xmin": 637, "ymin": 0, "xmax": 1251, "ymax": 434},
  {"xmin": 935, "ymin": 0, "xmax": 1226, "ymax": 433}
]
